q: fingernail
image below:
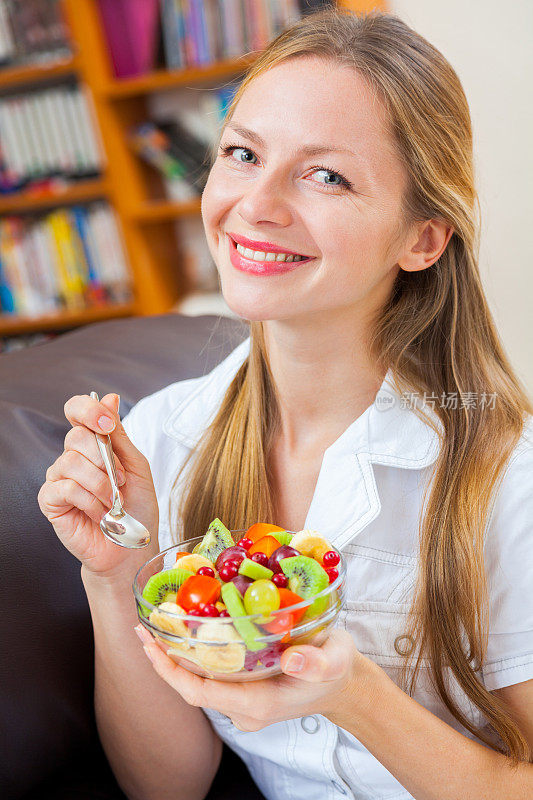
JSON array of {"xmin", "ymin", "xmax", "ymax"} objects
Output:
[
  {"xmin": 98, "ymin": 416, "xmax": 115, "ymax": 433},
  {"xmin": 143, "ymin": 645, "xmax": 154, "ymax": 663},
  {"xmin": 134, "ymin": 624, "xmax": 150, "ymax": 644},
  {"xmin": 286, "ymin": 652, "xmax": 305, "ymax": 672},
  {"xmin": 117, "ymin": 470, "xmax": 126, "ymax": 486}
]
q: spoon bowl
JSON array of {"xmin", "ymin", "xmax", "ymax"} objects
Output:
[{"xmin": 91, "ymin": 391, "xmax": 151, "ymax": 549}]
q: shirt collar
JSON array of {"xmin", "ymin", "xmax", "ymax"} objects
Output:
[{"xmin": 164, "ymin": 336, "xmax": 441, "ymax": 470}]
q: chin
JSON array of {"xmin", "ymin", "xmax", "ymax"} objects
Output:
[{"xmin": 220, "ymin": 280, "xmax": 289, "ymax": 322}]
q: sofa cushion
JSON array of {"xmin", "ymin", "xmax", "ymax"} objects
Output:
[{"xmin": 0, "ymin": 313, "xmax": 249, "ymax": 799}]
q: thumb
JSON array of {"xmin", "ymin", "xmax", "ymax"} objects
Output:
[
  {"xmin": 280, "ymin": 629, "xmax": 355, "ymax": 683},
  {"xmin": 99, "ymin": 394, "xmax": 142, "ymax": 471}
]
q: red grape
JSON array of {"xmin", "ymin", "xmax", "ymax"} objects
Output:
[
  {"xmin": 267, "ymin": 545, "xmax": 299, "ymax": 574},
  {"xmin": 272, "ymin": 573, "xmax": 288, "ymax": 588},
  {"xmin": 215, "ymin": 546, "xmax": 247, "ymax": 571},
  {"xmin": 323, "ymin": 550, "xmax": 340, "ymax": 568}
]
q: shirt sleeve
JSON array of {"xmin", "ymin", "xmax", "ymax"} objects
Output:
[{"xmin": 482, "ymin": 435, "xmax": 533, "ymax": 691}]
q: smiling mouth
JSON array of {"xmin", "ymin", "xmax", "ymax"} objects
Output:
[{"xmin": 229, "ymin": 237, "xmax": 313, "ymax": 264}]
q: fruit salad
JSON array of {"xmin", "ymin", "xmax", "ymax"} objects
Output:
[{"xmin": 134, "ymin": 520, "xmax": 345, "ymax": 680}]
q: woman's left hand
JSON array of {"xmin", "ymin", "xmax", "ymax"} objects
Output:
[{"xmin": 135, "ymin": 624, "xmax": 370, "ymax": 731}]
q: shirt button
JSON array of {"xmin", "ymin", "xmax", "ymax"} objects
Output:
[
  {"xmin": 300, "ymin": 715, "xmax": 320, "ymax": 733},
  {"xmin": 332, "ymin": 780, "xmax": 347, "ymax": 794},
  {"xmin": 394, "ymin": 634, "xmax": 415, "ymax": 655}
]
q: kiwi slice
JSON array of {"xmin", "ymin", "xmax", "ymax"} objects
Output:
[
  {"xmin": 141, "ymin": 567, "xmax": 193, "ymax": 617},
  {"xmin": 192, "ymin": 518, "xmax": 235, "ymax": 563},
  {"xmin": 272, "ymin": 531, "xmax": 293, "ymax": 546},
  {"xmin": 220, "ymin": 581, "xmax": 265, "ymax": 652},
  {"xmin": 238, "ymin": 557, "xmax": 273, "ymax": 581},
  {"xmin": 279, "ymin": 555, "xmax": 329, "ymax": 618}
]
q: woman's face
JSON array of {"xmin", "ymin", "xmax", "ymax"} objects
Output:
[{"xmin": 201, "ymin": 56, "xmax": 410, "ymax": 323}]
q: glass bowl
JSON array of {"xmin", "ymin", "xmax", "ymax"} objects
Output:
[{"xmin": 133, "ymin": 532, "xmax": 346, "ymax": 681}]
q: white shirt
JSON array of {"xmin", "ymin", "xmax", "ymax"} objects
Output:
[{"xmin": 123, "ymin": 336, "xmax": 533, "ymax": 800}]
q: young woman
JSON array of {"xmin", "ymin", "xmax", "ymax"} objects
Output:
[{"xmin": 38, "ymin": 10, "xmax": 533, "ymax": 800}]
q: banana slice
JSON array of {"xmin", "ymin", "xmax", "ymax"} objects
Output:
[
  {"xmin": 149, "ymin": 602, "xmax": 191, "ymax": 647},
  {"xmin": 174, "ymin": 554, "xmax": 215, "ymax": 573},
  {"xmin": 290, "ymin": 529, "xmax": 333, "ymax": 562},
  {"xmin": 194, "ymin": 621, "xmax": 246, "ymax": 673}
]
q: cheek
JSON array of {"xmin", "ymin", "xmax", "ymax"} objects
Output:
[{"xmin": 201, "ymin": 164, "xmax": 239, "ymax": 235}]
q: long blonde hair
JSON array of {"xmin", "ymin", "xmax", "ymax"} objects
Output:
[{"xmin": 172, "ymin": 9, "xmax": 532, "ymax": 762}]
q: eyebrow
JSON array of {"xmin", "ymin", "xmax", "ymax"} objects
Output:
[{"xmin": 224, "ymin": 123, "xmax": 366, "ymax": 162}]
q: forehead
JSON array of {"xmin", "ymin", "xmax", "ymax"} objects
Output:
[{"xmin": 227, "ymin": 56, "xmax": 399, "ymax": 170}]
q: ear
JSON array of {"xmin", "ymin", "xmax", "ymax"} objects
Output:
[{"xmin": 398, "ymin": 219, "xmax": 454, "ymax": 273}]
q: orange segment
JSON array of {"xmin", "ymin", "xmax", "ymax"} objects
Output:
[
  {"xmin": 246, "ymin": 522, "xmax": 285, "ymax": 543},
  {"xmin": 248, "ymin": 534, "xmax": 281, "ymax": 557}
]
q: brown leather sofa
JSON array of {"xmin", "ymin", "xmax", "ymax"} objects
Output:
[{"xmin": 0, "ymin": 312, "xmax": 266, "ymax": 800}]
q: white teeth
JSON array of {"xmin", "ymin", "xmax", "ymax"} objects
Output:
[{"xmin": 235, "ymin": 241, "xmax": 305, "ymax": 263}]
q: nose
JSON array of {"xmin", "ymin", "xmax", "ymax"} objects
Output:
[{"xmin": 236, "ymin": 170, "xmax": 293, "ymax": 229}]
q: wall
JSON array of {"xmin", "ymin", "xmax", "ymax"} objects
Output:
[{"xmin": 390, "ymin": 0, "xmax": 533, "ymax": 393}]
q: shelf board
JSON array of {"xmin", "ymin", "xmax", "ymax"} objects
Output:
[
  {"xmin": 0, "ymin": 55, "xmax": 78, "ymax": 91},
  {"xmin": 0, "ymin": 178, "xmax": 109, "ymax": 215},
  {"xmin": 130, "ymin": 197, "xmax": 202, "ymax": 223},
  {"xmin": 0, "ymin": 302, "xmax": 136, "ymax": 337},
  {"xmin": 103, "ymin": 54, "xmax": 258, "ymax": 98}
]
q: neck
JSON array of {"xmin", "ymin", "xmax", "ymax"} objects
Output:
[{"xmin": 261, "ymin": 305, "xmax": 386, "ymax": 455}]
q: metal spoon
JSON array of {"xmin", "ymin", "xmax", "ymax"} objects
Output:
[{"xmin": 90, "ymin": 391, "xmax": 151, "ymax": 549}]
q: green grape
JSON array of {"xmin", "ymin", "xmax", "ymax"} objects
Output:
[{"xmin": 244, "ymin": 579, "xmax": 280, "ymax": 623}]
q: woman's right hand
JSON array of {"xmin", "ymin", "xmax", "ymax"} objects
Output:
[{"xmin": 38, "ymin": 392, "xmax": 159, "ymax": 580}]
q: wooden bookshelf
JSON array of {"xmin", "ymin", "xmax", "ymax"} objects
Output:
[
  {"xmin": 0, "ymin": 56, "xmax": 78, "ymax": 93},
  {"xmin": 0, "ymin": 302, "xmax": 135, "ymax": 337},
  {"xmin": 103, "ymin": 55, "xmax": 258, "ymax": 99},
  {"xmin": 0, "ymin": 0, "xmax": 385, "ymax": 341},
  {"xmin": 0, "ymin": 178, "xmax": 108, "ymax": 215},
  {"xmin": 130, "ymin": 198, "xmax": 202, "ymax": 224}
]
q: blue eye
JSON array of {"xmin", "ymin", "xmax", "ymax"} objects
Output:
[{"xmin": 218, "ymin": 143, "xmax": 352, "ymax": 192}]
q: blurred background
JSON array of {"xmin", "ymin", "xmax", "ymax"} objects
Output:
[{"xmin": 0, "ymin": 0, "xmax": 530, "ymax": 392}]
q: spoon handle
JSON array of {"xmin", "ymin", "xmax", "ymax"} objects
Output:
[{"xmin": 90, "ymin": 391, "xmax": 122, "ymax": 517}]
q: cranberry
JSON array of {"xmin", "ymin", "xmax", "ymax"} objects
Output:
[
  {"xmin": 250, "ymin": 552, "xmax": 268, "ymax": 567},
  {"xmin": 322, "ymin": 550, "xmax": 340, "ymax": 568},
  {"xmin": 200, "ymin": 603, "xmax": 219, "ymax": 617},
  {"xmin": 236, "ymin": 537, "xmax": 253, "ymax": 550},
  {"xmin": 219, "ymin": 563, "xmax": 239, "ymax": 582},
  {"xmin": 325, "ymin": 567, "xmax": 338, "ymax": 584},
  {"xmin": 272, "ymin": 573, "xmax": 288, "ymax": 588},
  {"xmin": 186, "ymin": 608, "xmax": 203, "ymax": 629},
  {"xmin": 197, "ymin": 566, "xmax": 215, "ymax": 578},
  {"xmin": 219, "ymin": 609, "xmax": 230, "ymax": 617}
]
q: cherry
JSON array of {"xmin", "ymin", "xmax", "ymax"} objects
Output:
[
  {"xmin": 323, "ymin": 550, "xmax": 340, "ymax": 568},
  {"xmin": 219, "ymin": 609, "xmax": 230, "ymax": 617},
  {"xmin": 236, "ymin": 537, "xmax": 253, "ymax": 550},
  {"xmin": 197, "ymin": 566, "xmax": 215, "ymax": 578},
  {"xmin": 325, "ymin": 567, "xmax": 338, "ymax": 584},
  {"xmin": 219, "ymin": 563, "xmax": 239, "ymax": 581},
  {"xmin": 186, "ymin": 608, "xmax": 203, "ymax": 629},
  {"xmin": 250, "ymin": 552, "xmax": 268, "ymax": 567},
  {"xmin": 272, "ymin": 573, "xmax": 288, "ymax": 588},
  {"xmin": 200, "ymin": 603, "xmax": 219, "ymax": 617}
]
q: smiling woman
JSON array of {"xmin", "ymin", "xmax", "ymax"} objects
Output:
[{"xmin": 39, "ymin": 7, "xmax": 533, "ymax": 800}]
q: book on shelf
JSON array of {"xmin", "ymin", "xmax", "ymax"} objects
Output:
[
  {"xmin": 97, "ymin": 0, "xmax": 325, "ymax": 78},
  {"xmin": 0, "ymin": 0, "xmax": 71, "ymax": 68},
  {"xmin": 0, "ymin": 202, "xmax": 132, "ymax": 319},
  {"xmin": 0, "ymin": 84, "xmax": 103, "ymax": 195},
  {"xmin": 128, "ymin": 118, "xmax": 214, "ymax": 199}
]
